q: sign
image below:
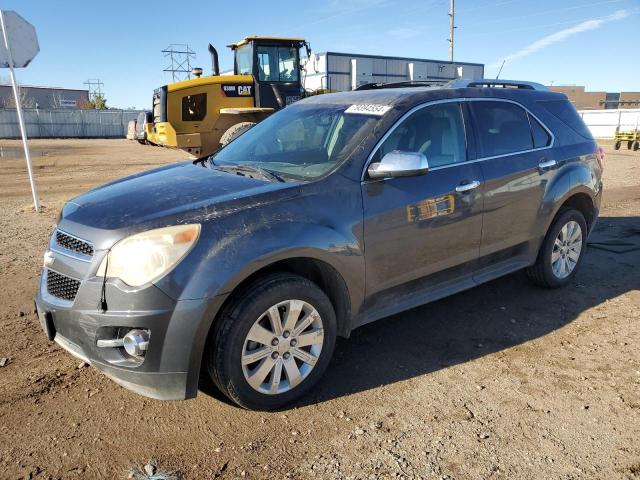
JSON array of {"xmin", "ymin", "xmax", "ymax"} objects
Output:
[
  {"xmin": 0, "ymin": 10, "xmax": 40, "ymax": 212},
  {"xmin": 60, "ymin": 99, "xmax": 77, "ymax": 108},
  {"xmin": 344, "ymin": 104, "xmax": 392, "ymax": 116},
  {"xmin": 0, "ymin": 11, "xmax": 39, "ymax": 68}
]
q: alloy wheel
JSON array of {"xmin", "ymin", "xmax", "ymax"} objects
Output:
[
  {"xmin": 551, "ymin": 220, "xmax": 583, "ymax": 279},
  {"xmin": 241, "ymin": 299, "xmax": 324, "ymax": 395}
]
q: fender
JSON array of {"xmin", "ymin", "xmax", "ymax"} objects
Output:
[
  {"xmin": 535, "ymin": 157, "xmax": 600, "ymax": 240},
  {"xmin": 179, "ymin": 220, "xmax": 364, "ymax": 398}
]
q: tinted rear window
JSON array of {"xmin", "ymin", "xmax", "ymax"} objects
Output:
[
  {"xmin": 538, "ymin": 99, "xmax": 593, "ymax": 139},
  {"xmin": 471, "ymin": 101, "xmax": 533, "ymax": 157}
]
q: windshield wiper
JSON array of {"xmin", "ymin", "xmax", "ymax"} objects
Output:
[
  {"xmin": 193, "ymin": 154, "xmax": 214, "ymax": 166},
  {"xmin": 211, "ymin": 163, "xmax": 285, "ymax": 183}
]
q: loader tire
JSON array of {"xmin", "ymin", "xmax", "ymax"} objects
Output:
[{"xmin": 220, "ymin": 122, "xmax": 256, "ymax": 147}]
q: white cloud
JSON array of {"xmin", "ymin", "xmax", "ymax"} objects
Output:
[{"xmin": 491, "ymin": 9, "xmax": 630, "ymax": 67}]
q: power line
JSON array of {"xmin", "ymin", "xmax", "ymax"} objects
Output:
[
  {"xmin": 83, "ymin": 79, "xmax": 104, "ymax": 102},
  {"xmin": 162, "ymin": 44, "xmax": 196, "ymax": 82}
]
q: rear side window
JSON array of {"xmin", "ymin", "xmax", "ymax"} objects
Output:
[
  {"xmin": 538, "ymin": 99, "xmax": 593, "ymax": 139},
  {"xmin": 471, "ymin": 101, "xmax": 533, "ymax": 157},
  {"xmin": 529, "ymin": 113, "xmax": 552, "ymax": 148},
  {"xmin": 182, "ymin": 93, "xmax": 207, "ymax": 121}
]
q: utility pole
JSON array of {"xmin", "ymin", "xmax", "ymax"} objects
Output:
[{"xmin": 448, "ymin": 0, "xmax": 455, "ymax": 63}]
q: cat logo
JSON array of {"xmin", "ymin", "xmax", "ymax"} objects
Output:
[{"xmin": 221, "ymin": 84, "xmax": 253, "ymax": 97}]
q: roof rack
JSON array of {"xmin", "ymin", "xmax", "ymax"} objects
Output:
[
  {"xmin": 355, "ymin": 80, "xmax": 448, "ymax": 91},
  {"xmin": 448, "ymin": 79, "xmax": 548, "ymax": 91}
]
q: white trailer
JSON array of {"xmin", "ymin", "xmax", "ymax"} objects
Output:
[{"xmin": 303, "ymin": 51, "xmax": 484, "ymax": 92}]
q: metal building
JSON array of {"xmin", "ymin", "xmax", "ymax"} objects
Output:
[
  {"xmin": 303, "ymin": 51, "xmax": 484, "ymax": 92},
  {"xmin": 0, "ymin": 84, "xmax": 89, "ymax": 109}
]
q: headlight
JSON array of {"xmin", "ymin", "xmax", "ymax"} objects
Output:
[{"xmin": 97, "ymin": 224, "xmax": 200, "ymax": 287}]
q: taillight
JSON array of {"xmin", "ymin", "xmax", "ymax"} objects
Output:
[{"xmin": 595, "ymin": 145, "xmax": 605, "ymax": 172}]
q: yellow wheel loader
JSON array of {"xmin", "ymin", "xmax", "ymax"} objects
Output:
[{"xmin": 148, "ymin": 36, "xmax": 310, "ymax": 157}]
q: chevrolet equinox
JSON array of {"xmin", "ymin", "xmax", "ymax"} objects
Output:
[{"xmin": 36, "ymin": 79, "xmax": 603, "ymax": 410}]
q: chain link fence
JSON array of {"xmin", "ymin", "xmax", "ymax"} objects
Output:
[{"xmin": 0, "ymin": 108, "xmax": 143, "ymax": 138}]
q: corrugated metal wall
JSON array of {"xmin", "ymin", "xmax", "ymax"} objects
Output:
[
  {"xmin": 321, "ymin": 53, "xmax": 484, "ymax": 91},
  {"xmin": 0, "ymin": 108, "xmax": 143, "ymax": 138}
]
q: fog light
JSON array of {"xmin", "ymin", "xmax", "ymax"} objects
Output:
[{"xmin": 122, "ymin": 329, "xmax": 150, "ymax": 357}]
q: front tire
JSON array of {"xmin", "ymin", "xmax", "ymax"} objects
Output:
[
  {"xmin": 206, "ymin": 273, "xmax": 336, "ymax": 410},
  {"xmin": 525, "ymin": 208, "xmax": 587, "ymax": 288}
]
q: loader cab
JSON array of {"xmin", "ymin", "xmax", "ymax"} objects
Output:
[{"xmin": 229, "ymin": 36, "xmax": 307, "ymax": 110}]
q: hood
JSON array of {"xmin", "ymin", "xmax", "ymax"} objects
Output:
[{"xmin": 61, "ymin": 161, "xmax": 289, "ymax": 231}]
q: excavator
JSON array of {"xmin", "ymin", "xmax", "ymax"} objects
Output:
[{"xmin": 148, "ymin": 36, "xmax": 310, "ymax": 157}]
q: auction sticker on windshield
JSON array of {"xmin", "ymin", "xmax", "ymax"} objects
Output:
[{"xmin": 344, "ymin": 104, "xmax": 392, "ymax": 116}]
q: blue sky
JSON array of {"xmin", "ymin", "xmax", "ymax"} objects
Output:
[{"xmin": 2, "ymin": 0, "xmax": 638, "ymax": 108}]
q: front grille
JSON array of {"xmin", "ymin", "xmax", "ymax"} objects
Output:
[
  {"xmin": 55, "ymin": 230, "xmax": 94, "ymax": 256},
  {"xmin": 46, "ymin": 270, "xmax": 80, "ymax": 301}
]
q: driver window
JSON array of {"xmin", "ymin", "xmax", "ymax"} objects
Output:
[{"xmin": 375, "ymin": 102, "xmax": 467, "ymax": 168}]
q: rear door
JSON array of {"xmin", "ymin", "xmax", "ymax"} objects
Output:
[
  {"xmin": 469, "ymin": 99, "xmax": 554, "ymax": 268},
  {"xmin": 361, "ymin": 100, "xmax": 484, "ymax": 301}
]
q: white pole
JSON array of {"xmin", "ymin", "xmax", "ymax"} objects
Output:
[{"xmin": 0, "ymin": 10, "xmax": 40, "ymax": 212}]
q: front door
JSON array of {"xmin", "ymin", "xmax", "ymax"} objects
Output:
[
  {"xmin": 361, "ymin": 101, "xmax": 484, "ymax": 306},
  {"xmin": 254, "ymin": 44, "xmax": 302, "ymax": 109}
]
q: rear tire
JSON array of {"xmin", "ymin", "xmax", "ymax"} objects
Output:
[
  {"xmin": 614, "ymin": 140, "xmax": 621, "ymax": 150},
  {"xmin": 205, "ymin": 273, "xmax": 337, "ymax": 410},
  {"xmin": 525, "ymin": 208, "xmax": 587, "ymax": 288},
  {"xmin": 219, "ymin": 122, "xmax": 256, "ymax": 147},
  {"xmin": 634, "ymin": 141, "xmax": 639, "ymax": 152},
  {"xmin": 628, "ymin": 141, "xmax": 634, "ymax": 150}
]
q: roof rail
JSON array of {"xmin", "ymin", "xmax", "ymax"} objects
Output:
[
  {"xmin": 355, "ymin": 80, "xmax": 449, "ymax": 91},
  {"xmin": 448, "ymin": 79, "xmax": 549, "ymax": 91}
]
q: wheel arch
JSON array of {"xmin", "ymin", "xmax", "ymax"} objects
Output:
[
  {"xmin": 213, "ymin": 256, "xmax": 353, "ymax": 339},
  {"xmin": 539, "ymin": 162, "xmax": 600, "ymax": 235},
  {"xmin": 187, "ymin": 253, "xmax": 357, "ymax": 398},
  {"xmin": 557, "ymin": 191, "xmax": 596, "ymax": 230}
]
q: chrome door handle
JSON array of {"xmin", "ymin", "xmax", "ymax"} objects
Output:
[
  {"xmin": 455, "ymin": 180, "xmax": 481, "ymax": 193},
  {"xmin": 538, "ymin": 159, "xmax": 557, "ymax": 169}
]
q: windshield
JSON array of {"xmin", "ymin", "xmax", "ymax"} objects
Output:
[{"xmin": 210, "ymin": 103, "xmax": 379, "ymax": 180}]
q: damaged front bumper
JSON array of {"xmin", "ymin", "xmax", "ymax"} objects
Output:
[{"xmin": 35, "ymin": 243, "xmax": 219, "ymax": 400}]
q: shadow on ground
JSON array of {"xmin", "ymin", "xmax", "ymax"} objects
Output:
[{"xmin": 299, "ymin": 216, "xmax": 640, "ymax": 407}]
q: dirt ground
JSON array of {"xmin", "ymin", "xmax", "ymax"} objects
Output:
[{"xmin": 0, "ymin": 138, "xmax": 639, "ymax": 480}]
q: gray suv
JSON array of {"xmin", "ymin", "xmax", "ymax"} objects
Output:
[{"xmin": 36, "ymin": 79, "xmax": 603, "ymax": 410}]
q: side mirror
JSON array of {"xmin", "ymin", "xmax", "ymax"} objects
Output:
[{"xmin": 367, "ymin": 151, "xmax": 429, "ymax": 179}]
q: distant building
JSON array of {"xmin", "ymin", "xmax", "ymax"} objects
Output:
[
  {"xmin": 0, "ymin": 84, "xmax": 89, "ymax": 109},
  {"xmin": 549, "ymin": 85, "xmax": 640, "ymax": 110},
  {"xmin": 304, "ymin": 52, "xmax": 484, "ymax": 92}
]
